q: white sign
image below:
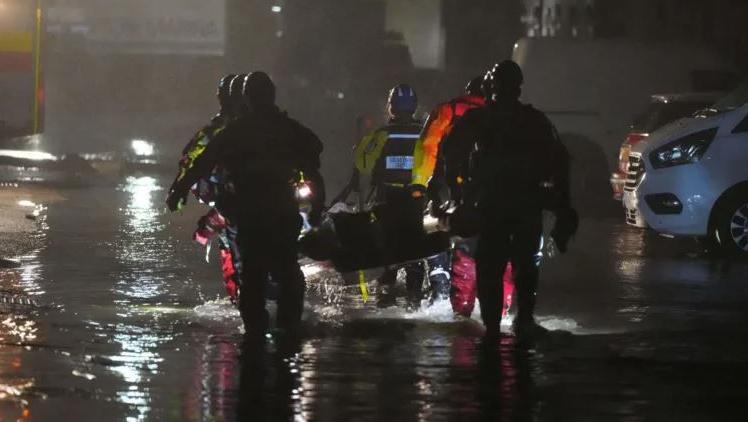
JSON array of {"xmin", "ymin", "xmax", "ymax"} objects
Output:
[{"xmin": 86, "ymin": 0, "xmax": 225, "ymax": 55}]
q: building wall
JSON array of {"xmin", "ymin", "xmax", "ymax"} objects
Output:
[
  {"xmin": 386, "ymin": 0, "xmax": 444, "ymax": 69},
  {"xmin": 443, "ymin": 0, "xmax": 524, "ymax": 78},
  {"xmin": 521, "ymin": 0, "xmax": 748, "ymax": 71},
  {"xmin": 43, "ymin": 0, "xmax": 227, "ymax": 154},
  {"xmin": 522, "ymin": 0, "xmax": 594, "ymax": 38}
]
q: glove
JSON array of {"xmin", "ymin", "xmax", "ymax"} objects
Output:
[
  {"xmin": 551, "ymin": 207, "xmax": 579, "ymax": 253},
  {"xmin": 166, "ymin": 189, "xmax": 187, "ymax": 212}
]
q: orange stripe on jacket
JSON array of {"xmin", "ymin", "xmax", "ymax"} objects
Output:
[{"xmin": 411, "ymin": 95, "xmax": 485, "ymax": 187}]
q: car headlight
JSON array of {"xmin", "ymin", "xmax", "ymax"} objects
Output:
[
  {"xmin": 649, "ymin": 128, "xmax": 717, "ymax": 169},
  {"xmin": 131, "ymin": 139, "xmax": 155, "ymax": 157}
]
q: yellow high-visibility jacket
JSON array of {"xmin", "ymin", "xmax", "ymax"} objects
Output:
[{"xmin": 353, "ymin": 128, "xmax": 389, "ymax": 177}]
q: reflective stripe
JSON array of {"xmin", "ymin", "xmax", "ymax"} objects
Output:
[
  {"xmin": 388, "ymin": 133, "xmax": 421, "ymax": 140},
  {"xmin": 386, "ymin": 156, "xmax": 414, "ymax": 170}
]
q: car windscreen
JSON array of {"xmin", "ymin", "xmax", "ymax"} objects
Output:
[
  {"xmin": 712, "ymin": 79, "xmax": 748, "ymax": 112},
  {"xmin": 634, "ymin": 101, "xmax": 713, "ymax": 133}
]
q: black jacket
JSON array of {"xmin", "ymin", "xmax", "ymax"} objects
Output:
[
  {"xmin": 443, "ymin": 99, "xmax": 569, "ymax": 214},
  {"xmin": 172, "ymin": 107, "xmax": 325, "ymax": 219}
]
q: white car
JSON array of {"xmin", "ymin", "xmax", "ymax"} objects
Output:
[{"xmin": 624, "ymin": 82, "xmax": 748, "ymax": 256}]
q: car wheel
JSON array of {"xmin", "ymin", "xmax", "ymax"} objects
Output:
[{"xmin": 714, "ymin": 190, "xmax": 748, "ymax": 256}]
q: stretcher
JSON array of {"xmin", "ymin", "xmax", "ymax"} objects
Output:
[{"xmin": 299, "ymin": 210, "xmax": 451, "ymax": 273}]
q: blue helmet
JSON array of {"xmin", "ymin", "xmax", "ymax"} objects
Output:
[{"xmin": 387, "ymin": 84, "xmax": 417, "ymax": 117}]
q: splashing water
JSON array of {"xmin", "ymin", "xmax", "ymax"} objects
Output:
[{"xmin": 193, "ymin": 298, "xmax": 240, "ymax": 321}]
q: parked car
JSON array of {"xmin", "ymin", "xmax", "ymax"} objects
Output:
[
  {"xmin": 611, "ymin": 92, "xmax": 723, "ymax": 202},
  {"xmin": 623, "ymin": 80, "xmax": 748, "ymax": 256},
  {"xmin": 513, "ymin": 37, "xmax": 738, "ymax": 173}
]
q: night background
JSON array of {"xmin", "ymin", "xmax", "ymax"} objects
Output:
[{"xmin": 0, "ymin": 1, "xmax": 747, "ymax": 420}]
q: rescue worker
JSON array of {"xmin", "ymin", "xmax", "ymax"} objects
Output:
[
  {"xmin": 168, "ymin": 74, "xmax": 244, "ymax": 302},
  {"xmin": 412, "ymin": 76, "xmax": 485, "ymax": 194},
  {"xmin": 411, "ymin": 77, "xmax": 494, "ymax": 314},
  {"xmin": 368, "ymin": 84, "xmax": 428, "ymax": 309},
  {"xmin": 444, "ymin": 61, "xmax": 572, "ymax": 338},
  {"xmin": 167, "ymin": 71, "xmax": 325, "ymax": 338},
  {"xmin": 170, "ymin": 74, "xmax": 238, "ymax": 196}
]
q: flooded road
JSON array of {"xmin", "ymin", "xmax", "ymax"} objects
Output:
[{"xmin": 1, "ymin": 174, "xmax": 747, "ymax": 421}]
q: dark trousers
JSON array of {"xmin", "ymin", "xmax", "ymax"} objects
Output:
[
  {"xmin": 476, "ymin": 210, "xmax": 542, "ymax": 331},
  {"xmin": 236, "ymin": 211, "xmax": 304, "ymax": 334},
  {"xmin": 376, "ymin": 186, "xmax": 427, "ymax": 305}
]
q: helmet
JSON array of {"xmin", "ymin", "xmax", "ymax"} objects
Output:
[
  {"xmin": 217, "ymin": 74, "xmax": 236, "ymax": 110},
  {"xmin": 226, "ymin": 74, "xmax": 248, "ymax": 116},
  {"xmin": 464, "ymin": 76, "xmax": 483, "ymax": 96},
  {"xmin": 229, "ymin": 74, "xmax": 248, "ymax": 104},
  {"xmin": 482, "ymin": 60, "xmax": 523, "ymax": 101},
  {"xmin": 387, "ymin": 84, "xmax": 417, "ymax": 117},
  {"xmin": 243, "ymin": 71, "xmax": 276, "ymax": 108}
]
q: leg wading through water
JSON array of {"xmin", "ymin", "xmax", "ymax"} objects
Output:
[
  {"xmin": 476, "ymin": 212, "xmax": 542, "ymax": 335},
  {"xmin": 426, "ymin": 252, "xmax": 451, "ymax": 303},
  {"xmin": 375, "ymin": 186, "xmax": 426, "ymax": 309},
  {"xmin": 237, "ymin": 211, "xmax": 305, "ymax": 335},
  {"xmin": 450, "ymin": 238, "xmax": 515, "ymax": 318}
]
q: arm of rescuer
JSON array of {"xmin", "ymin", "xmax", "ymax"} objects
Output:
[
  {"xmin": 166, "ymin": 123, "xmax": 234, "ymax": 212},
  {"xmin": 412, "ymin": 103, "xmax": 453, "ymax": 189},
  {"xmin": 536, "ymin": 112, "xmax": 577, "ymax": 252},
  {"xmin": 291, "ymin": 122, "xmax": 326, "ymax": 224},
  {"xmin": 439, "ymin": 108, "xmax": 483, "ymax": 205},
  {"xmin": 167, "ymin": 121, "xmax": 225, "ymax": 206}
]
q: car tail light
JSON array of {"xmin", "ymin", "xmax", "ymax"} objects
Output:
[
  {"xmin": 625, "ymin": 133, "xmax": 649, "ymax": 145},
  {"xmin": 618, "ymin": 132, "xmax": 649, "ymax": 173}
]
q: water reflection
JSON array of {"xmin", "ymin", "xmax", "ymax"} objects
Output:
[
  {"xmin": 236, "ymin": 336, "xmax": 308, "ymax": 422},
  {"xmin": 115, "ymin": 176, "xmax": 168, "ymax": 301},
  {"xmin": 0, "ymin": 219, "xmax": 46, "ymax": 418},
  {"xmin": 107, "ymin": 323, "xmax": 171, "ymax": 422},
  {"xmin": 120, "ymin": 176, "xmax": 162, "ymax": 234},
  {"xmin": 183, "ymin": 334, "xmax": 241, "ymax": 422},
  {"xmin": 110, "ymin": 176, "xmax": 172, "ymax": 420}
]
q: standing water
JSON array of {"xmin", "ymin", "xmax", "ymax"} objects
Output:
[{"xmin": 0, "ymin": 174, "xmax": 747, "ymax": 421}]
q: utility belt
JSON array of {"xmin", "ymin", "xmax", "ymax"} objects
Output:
[{"xmin": 375, "ymin": 182, "xmax": 411, "ymax": 204}]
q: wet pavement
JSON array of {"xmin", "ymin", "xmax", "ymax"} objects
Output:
[{"xmin": 0, "ymin": 174, "xmax": 747, "ymax": 421}]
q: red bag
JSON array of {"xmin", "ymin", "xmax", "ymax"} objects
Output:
[
  {"xmin": 450, "ymin": 250, "xmax": 514, "ymax": 318},
  {"xmin": 219, "ymin": 247, "xmax": 239, "ymax": 303},
  {"xmin": 192, "ymin": 209, "xmax": 227, "ymax": 246},
  {"xmin": 450, "ymin": 249, "xmax": 477, "ymax": 317}
]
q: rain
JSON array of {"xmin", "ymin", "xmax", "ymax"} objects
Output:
[{"xmin": 1, "ymin": 1, "xmax": 747, "ymax": 421}]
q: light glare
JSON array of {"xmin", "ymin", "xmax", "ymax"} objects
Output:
[{"xmin": 131, "ymin": 140, "xmax": 155, "ymax": 157}]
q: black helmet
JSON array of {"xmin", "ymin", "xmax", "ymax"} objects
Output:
[
  {"xmin": 387, "ymin": 83, "xmax": 417, "ymax": 117},
  {"xmin": 229, "ymin": 74, "xmax": 248, "ymax": 104},
  {"xmin": 464, "ymin": 76, "xmax": 483, "ymax": 96},
  {"xmin": 243, "ymin": 71, "xmax": 276, "ymax": 108},
  {"xmin": 482, "ymin": 60, "xmax": 523, "ymax": 101},
  {"xmin": 217, "ymin": 74, "xmax": 236, "ymax": 110}
]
